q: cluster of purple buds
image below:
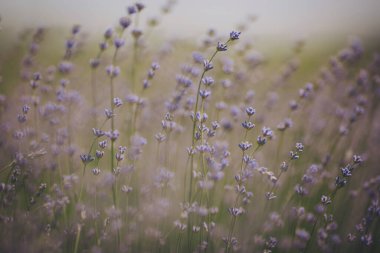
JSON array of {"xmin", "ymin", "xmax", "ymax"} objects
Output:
[
  {"xmin": 17, "ymin": 104, "xmax": 31, "ymax": 123},
  {"xmin": 105, "ymin": 130, "xmax": 120, "ymax": 141},
  {"xmin": 92, "ymin": 167, "xmax": 101, "ymax": 175},
  {"xmin": 143, "ymin": 62, "xmax": 160, "ymax": 89},
  {"xmin": 289, "ymin": 142, "xmax": 304, "ymax": 160},
  {"xmin": 104, "ymin": 27, "xmax": 113, "ymax": 40},
  {"xmin": 127, "ymin": 2, "xmax": 144, "ymax": 15},
  {"xmin": 30, "ymin": 72, "xmax": 42, "ymax": 89},
  {"xmin": 191, "ymin": 111, "xmax": 208, "ymax": 123},
  {"xmin": 113, "ymin": 97, "xmax": 123, "ymax": 107},
  {"xmin": 242, "ymin": 121, "xmax": 255, "ymax": 130},
  {"xmin": 321, "ymin": 195, "xmax": 332, "ymax": 205},
  {"xmin": 176, "ymin": 75, "xmax": 193, "ymax": 88},
  {"xmin": 119, "ymin": 16, "xmax": 132, "ymax": 30},
  {"xmin": 299, "ymin": 82, "xmax": 314, "ymax": 98},
  {"xmin": 277, "ymin": 118, "xmax": 293, "ymax": 131},
  {"xmin": 106, "ymin": 65, "xmax": 120, "ymax": 78},
  {"xmin": 257, "ymin": 126, "xmax": 274, "ymax": 146},
  {"xmin": 335, "ymin": 155, "xmax": 362, "ymax": 188},
  {"xmin": 155, "ymin": 132, "xmax": 166, "ymax": 143},
  {"xmin": 246, "ymin": 106, "xmax": 256, "ymax": 116},
  {"xmin": 80, "ymin": 154, "xmax": 95, "ymax": 164},
  {"xmin": 99, "ymin": 140, "xmax": 107, "ymax": 149},
  {"xmin": 203, "ymin": 60, "xmax": 214, "ymax": 71},
  {"xmin": 114, "ymin": 37, "xmax": 125, "ymax": 49},
  {"xmin": 96, "ymin": 150, "xmax": 104, "ymax": 159},
  {"xmin": 105, "ymin": 109, "xmax": 114, "ymax": 119},
  {"xmin": 217, "ymin": 42, "xmax": 228, "ymax": 51},
  {"xmin": 230, "ymin": 31, "xmax": 241, "ymax": 40},
  {"xmin": 228, "ymin": 207, "xmax": 245, "ymax": 217},
  {"xmin": 202, "ymin": 76, "xmax": 214, "ymax": 86},
  {"xmin": 199, "ymin": 89, "xmax": 211, "ymax": 99},
  {"xmin": 92, "ymin": 128, "xmax": 105, "ymax": 137},
  {"xmin": 239, "ymin": 141, "xmax": 252, "ymax": 151},
  {"xmin": 71, "ymin": 25, "xmax": 80, "ymax": 35}
]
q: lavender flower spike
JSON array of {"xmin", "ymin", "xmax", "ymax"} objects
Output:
[{"xmin": 230, "ymin": 31, "xmax": 241, "ymax": 40}]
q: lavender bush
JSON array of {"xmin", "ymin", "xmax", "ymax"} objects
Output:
[{"xmin": 0, "ymin": 2, "xmax": 379, "ymax": 253}]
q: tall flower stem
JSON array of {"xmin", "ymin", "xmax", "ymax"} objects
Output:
[
  {"xmin": 187, "ymin": 48, "xmax": 220, "ymax": 253},
  {"xmin": 109, "ymin": 75, "xmax": 117, "ymax": 208},
  {"xmin": 91, "ymin": 69, "xmax": 98, "ymax": 128},
  {"xmin": 188, "ymin": 41, "xmax": 230, "ymax": 202},
  {"xmin": 186, "ymin": 33, "xmax": 239, "ymax": 252}
]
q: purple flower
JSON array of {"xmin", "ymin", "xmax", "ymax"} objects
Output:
[
  {"xmin": 66, "ymin": 39, "xmax": 75, "ymax": 50},
  {"xmin": 22, "ymin": 105, "xmax": 30, "ymax": 114},
  {"xmin": 192, "ymin": 52, "xmax": 204, "ymax": 63},
  {"xmin": 99, "ymin": 42, "xmax": 108, "ymax": 51},
  {"xmin": 151, "ymin": 62, "xmax": 160, "ymax": 70},
  {"xmin": 242, "ymin": 121, "xmax": 255, "ymax": 130},
  {"xmin": 203, "ymin": 60, "xmax": 213, "ymax": 71},
  {"xmin": 245, "ymin": 107, "xmax": 256, "ymax": 116},
  {"xmin": 72, "ymin": 25, "xmax": 80, "ymax": 35},
  {"xmin": 239, "ymin": 141, "xmax": 252, "ymax": 151},
  {"xmin": 92, "ymin": 128, "xmax": 105, "ymax": 137},
  {"xmin": 136, "ymin": 3, "xmax": 145, "ymax": 12},
  {"xmin": 257, "ymin": 136, "xmax": 266, "ymax": 145},
  {"xmin": 127, "ymin": 5, "xmax": 137, "ymax": 14},
  {"xmin": 202, "ymin": 76, "xmax": 214, "ymax": 86},
  {"xmin": 353, "ymin": 155, "xmax": 363, "ymax": 164},
  {"xmin": 104, "ymin": 27, "xmax": 114, "ymax": 39},
  {"xmin": 96, "ymin": 150, "xmax": 104, "ymax": 159},
  {"xmin": 119, "ymin": 17, "xmax": 131, "ymax": 29},
  {"xmin": 217, "ymin": 42, "xmax": 228, "ymax": 51},
  {"xmin": 106, "ymin": 130, "xmax": 120, "ymax": 141},
  {"xmin": 113, "ymin": 97, "xmax": 123, "ymax": 107},
  {"xmin": 90, "ymin": 58, "xmax": 100, "ymax": 69},
  {"xmin": 230, "ymin": 31, "xmax": 241, "ymax": 40},
  {"xmin": 199, "ymin": 89, "xmax": 211, "ymax": 99},
  {"xmin": 99, "ymin": 140, "xmax": 107, "ymax": 149},
  {"xmin": 106, "ymin": 65, "xmax": 120, "ymax": 78},
  {"xmin": 105, "ymin": 109, "xmax": 114, "ymax": 119},
  {"xmin": 262, "ymin": 127, "xmax": 273, "ymax": 138},
  {"xmin": 80, "ymin": 154, "xmax": 95, "ymax": 164},
  {"xmin": 295, "ymin": 142, "xmax": 304, "ymax": 152},
  {"xmin": 114, "ymin": 37, "xmax": 125, "ymax": 48},
  {"xmin": 92, "ymin": 167, "xmax": 101, "ymax": 175},
  {"xmin": 58, "ymin": 61, "xmax": 73, "ymax": 74}
]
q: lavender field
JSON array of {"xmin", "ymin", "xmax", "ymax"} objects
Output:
[{"xmin": 0, "ymin": 1, "xmax": 380, "ymax": 253}]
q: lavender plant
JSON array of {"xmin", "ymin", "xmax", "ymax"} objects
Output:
[{"xmin": 0, "ymin": 3, "xmax": 379, "ymax": 253}]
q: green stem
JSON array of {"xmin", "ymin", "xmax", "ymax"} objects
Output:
[
  {"xmin": 91, "ymin": 69, "xmax": 98, "ymax": 128},
  {"xmin": 176, "ymin": 233, "xmax": 182, "ymax": 253},
  {"xmin": 189, "ymin": 46, "xmax": 220, "ymax": 202},
  {"xmin": 73, "ymin": 224, "xmax": 82, "ymax": 253}
]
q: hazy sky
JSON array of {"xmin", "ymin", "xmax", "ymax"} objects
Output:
[{"xmin": 0, "ymin": 0, "xmax": 379, "ymax": 38}]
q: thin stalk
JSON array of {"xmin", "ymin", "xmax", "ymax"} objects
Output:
[
  {"xmin": 67, "ymin": 104, "xmax": 73, "ymax": 173},
  {"xmin": 77, "ymin": 119, "xmax": 108, "ymax": 203},
  {"xmin": 226, "ymin": 123, "xmax": 251, "ymax": 253},
  {"xmin": 189, "ymin": 47, "xmax": 220, "ymax": 202},
  {"xmin": 73, "ymin": 224, "xmax": 82, "ymax": 253},
  {"xmin": 176, "ymin": 233, "xmax": 183, "ymax": 253},
  {"xmin": 274, "ymin": 131, "xmax": 285, "ymax": 168},
  {"xmin": 94, "ymin": 189, "xmax": 100, "ymax": 246},
  {"xmin": 110, "ymin": 76, "xmax": 117, "ymax": 207},
  {"xmin": 91, "ymin": 69, "xmax": 98, "ymax": 128},
  {"xmin": 108, "ymin": 72, "xmax": 120, "ymax": 250},
  {"xmin": 131, "ymin": 38, "xmax": 138, "ymax": 94},
  {"xmin": 187, "ymin": 38, "xmax": 233, "ymax": 252}
]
